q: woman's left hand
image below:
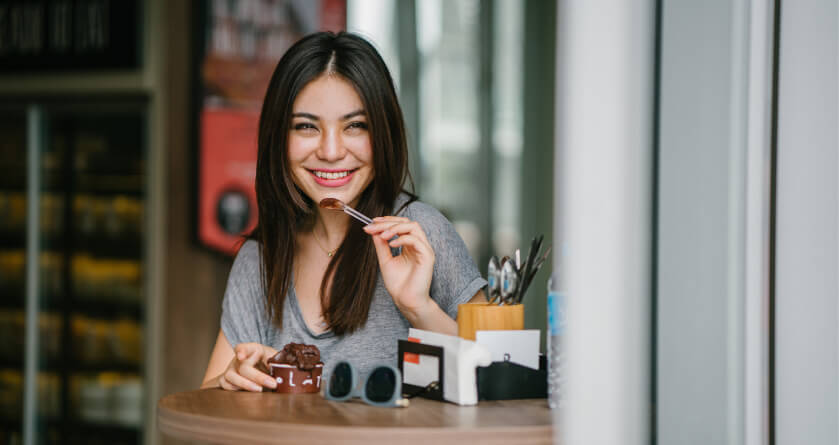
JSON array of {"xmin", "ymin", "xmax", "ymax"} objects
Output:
[{"xmin": 364, "ymin": 216, "xmax": 435, "ymax": 318}]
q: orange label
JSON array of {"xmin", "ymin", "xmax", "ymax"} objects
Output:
[{"xmin": 403, "ymin": 337, "xmax": 421, "ymax": 364}]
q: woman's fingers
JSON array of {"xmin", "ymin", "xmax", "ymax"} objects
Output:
[
  {"xmin": 387, "ymin": 234, "xmax": 432, "ymax": 258},
  {"xmin": 365, "ymin": 221, "xmax": 429, "ymax": 244},
  {"xmin": 380, "ymin": 222, "xmax": 428, "ymax": 241},
  {"xmin": 224, "ymin": 368, "xmax": 264, "ymax": 392},
  {"xmin": 373, "ymin": 216, "xmax": 410, "ymax": 223},
  {"xmin": 234, "ymin": 342, "xmax": 261, "ymax": 361},
  {"xmin": 367, "ymin": 222, "xmax": 431, "ymax": 261},
  {"xmin": 363, "ymin": 216, "xmax": 412, "ymax": 235},
  {"xmin": 228, "ymin": 343, "xmax": 279, "ymax": 390},
  {"xmin": 363, "ymin": 221, "xmax": 398, "ymax": 235},
  {"xmin": 240, "ymin": 362, "xmax": 277, "ymax": 389},
  {"xmin": 261, "ymin": 345, "xmax": 279, "ymax": 363},
  {"xmin": 370, "ymin": 228, "xmax": 397, "ymax": 264},
  {"xmin": 218, "ymin": 373, "xmax": 242, "ymax": 391},
  {"xmin": 365, "ymin": 218, "xmax": 434, "ymax": 268}
]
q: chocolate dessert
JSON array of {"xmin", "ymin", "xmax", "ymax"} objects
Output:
[{"xmin": 267, "ymin": 343, "xmax": 324, "ymax": 393}]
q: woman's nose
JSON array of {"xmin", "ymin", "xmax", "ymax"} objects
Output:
[{"xmin": 316, "ymin": 128, "xmax": 346, "ymax": 161}]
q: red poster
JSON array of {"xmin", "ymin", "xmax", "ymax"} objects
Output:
[{"xmin": 198, "ymin": 0, "xmax": 346, "ymax": 255}]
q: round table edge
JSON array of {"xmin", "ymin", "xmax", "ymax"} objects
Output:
[{"xmin": 157, "ymin": 397, "xmax": 555, "ymax": 444}]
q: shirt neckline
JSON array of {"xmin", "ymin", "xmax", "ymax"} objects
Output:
[
  {"xmin": 289, "ymin": 274, "xmax": 335, "ymax": 340},
  {"xmin": 285, "ymin": 195, "xmax": 411, "ymax": 340}
]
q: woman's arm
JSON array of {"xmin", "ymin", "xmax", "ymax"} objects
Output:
[
  {"xmin": 201, "ymin": 330, "xmax": 235, "ymax": 388},
  {"xmin": 364, "ymin": 214, "xmax": 487, "ymax": 335},
  {"xmin": 405, "ymin": 289, "xmax": 487, "ymax": 336},
  {"xmin": 201, "ymin": 329, "xmax": 279, "ymax": 391}
]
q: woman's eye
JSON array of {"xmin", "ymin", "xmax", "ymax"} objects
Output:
[
  {"xmin": 293, "ymin": 122, "xmax": 317, "ymax": 131},
  {"xmin": 346, "ymin": 121, "xmax": 368, "ymax": 131}
]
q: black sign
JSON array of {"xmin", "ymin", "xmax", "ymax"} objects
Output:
[{"xmin": 0, "ymin": 0, "xmax": 141, "ymax": 72}]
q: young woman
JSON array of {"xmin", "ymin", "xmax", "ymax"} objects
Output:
[{"xmin": 202, "ymin": 31, "xmax": 486, "ymax": 392}]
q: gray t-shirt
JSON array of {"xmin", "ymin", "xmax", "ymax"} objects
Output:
[{"xmin": 220, "ymin": 197, "xmax": 486, "ymax": 381}]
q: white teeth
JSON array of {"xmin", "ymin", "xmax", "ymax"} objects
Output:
[{"xmin": 314, "ymin": 170, "xmax": 350, "ymax": 179}]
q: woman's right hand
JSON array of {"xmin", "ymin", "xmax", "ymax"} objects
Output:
[{"xmin": 218, "ymin": 342, "xmax": 279, "ymax": 392}]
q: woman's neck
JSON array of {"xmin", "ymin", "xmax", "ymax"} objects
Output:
[{"xmin": 312, "ymin": 208, "xmax": 351, "ymax": 246}]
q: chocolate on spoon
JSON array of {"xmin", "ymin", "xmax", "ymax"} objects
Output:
[
  {"xmin": 319, "ymin": 197, "xmax": 343, "ymax": 210},
  {"xmin": 318, "ymin": 198, "xmax": 373, "ymax": 225}
]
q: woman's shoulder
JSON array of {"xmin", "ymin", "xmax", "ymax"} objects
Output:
[
  {"xmin": 222, "ymin": 239, "xmax": 264, "ymax": 300},
  {"xmin": 393, "ymin": 195, "xmax": 464, "ymax": 249},
  {"xmin": 232, "ymin": 239, "xmax": 262, "ymax": 270},
  {"xmin": 394, "ymin": 194, "xmax": 450, "ymax": 227}
]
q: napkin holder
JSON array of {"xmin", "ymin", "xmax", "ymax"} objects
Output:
[
  {"xmin": 397, "ymin": 340, "xmax": 445, "ymax": 402},
  {"xmin": 476, "ymin": 354, "xmax": 548, "ymax": 401},
  {"xmin": 398, "ymin": 329, "xmax": 492, "ymax": 405}
]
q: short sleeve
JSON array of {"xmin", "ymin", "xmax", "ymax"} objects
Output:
[
  {"xmin": 220, "ymin": 240, "xmax": 268, "ymax": 347},
  {"xmin": 404, "ymin": 202, "xmax": 487, "ymax": 320}
]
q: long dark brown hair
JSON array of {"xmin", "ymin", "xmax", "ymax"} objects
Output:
[{"xmin": 249, "ymin": 31, "xmax": 415, "ymax": 335}]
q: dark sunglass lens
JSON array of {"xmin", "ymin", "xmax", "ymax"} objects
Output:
[
  {"xmin": 329, "ymin": 363, "xmax": 353, "ymax": 398},
  {"xmin": 365, "ymin": 367, "xmax": 396, "ymax": 403}
]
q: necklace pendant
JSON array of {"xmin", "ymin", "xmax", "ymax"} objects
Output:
[{"xmin": 327, "ymin": 251, "xmax": 334, "ymax": 257}]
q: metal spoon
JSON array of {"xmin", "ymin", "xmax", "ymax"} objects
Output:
[
  {"xmin": 319, "ymin": 198, "xmax": 373, "ymax": 225},
  {"xmin": 500, "ymin": 259, "xmax": 519, "ymax": 305},
  {"xmin": 321, "ymin": 197, "xmax": 405, "ymax": 257},
  {"xmin": 487, "ymin": 256, "xmax": 501, "ymax": 304}
]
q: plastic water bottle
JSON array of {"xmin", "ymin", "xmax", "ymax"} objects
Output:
[{"xmin": 547, "ymin": 273, "xmax": 564, "ymax": 409}]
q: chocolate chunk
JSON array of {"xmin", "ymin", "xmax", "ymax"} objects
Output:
[{"xmin": 268, "ymin": 343, "xmax": 321, "ymax": 371}]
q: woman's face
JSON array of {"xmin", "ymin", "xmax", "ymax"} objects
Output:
[{"xmin": 288, "ymin": 74, "xmax": 374, "ymax": 209}]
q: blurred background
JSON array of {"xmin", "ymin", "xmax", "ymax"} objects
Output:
[
  {"xmin": 2, "ymin": 0, "xmax": 837, "ymax": 445},
  {"xmin": 0, "ymin": 0, "xmax": 554, "ymax": 443}
]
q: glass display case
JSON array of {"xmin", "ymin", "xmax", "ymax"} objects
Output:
[{"xmin": 0, "ymin": 101, "xmax": 147, "ymax": 445}]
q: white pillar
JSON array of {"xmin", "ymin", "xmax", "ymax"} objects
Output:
[
  {"xmin": 554, "ymin": 1, "xmax": 655, "ymax": 444},
  {"xmin": 775, "ymin": 0, "xmax": 839, "ymax": 443}
]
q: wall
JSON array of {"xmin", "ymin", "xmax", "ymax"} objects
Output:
[
  {"xmin": 775, "ymin": 0, "xmax": 839, "ymax": 443},
  {"xmin": 657, "ymin": 1, "xmax": 748, "ymax": 443},
  {"xmin": 157, "ymin": 0, "xmax": 233, "ymax": 414},
  {"xmin": 521, "ymin": 0, "xmax": 556, "ymax": 352}
]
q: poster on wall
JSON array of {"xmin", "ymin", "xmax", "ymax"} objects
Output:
[{"xmin": 197, "ymin": 0, "xmax": 346, "ymax": 256}]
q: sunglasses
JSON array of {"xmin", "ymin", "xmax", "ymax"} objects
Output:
[{"xmin": 324, "ymin": 361, "xmax": 439, "ymax": 408}]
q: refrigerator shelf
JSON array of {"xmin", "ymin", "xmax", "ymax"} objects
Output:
[
  {"xmin": 0, "ymin": 297, "xmax": 143, "ymax": 320},
  {"xmin": 0, "ymin": 235, "xmax": 143, "ymax": 260},
  {"xmin": 2, "ymin": 104, "xmax": 149, "ymax": 444},
  {"xmin": 0, "ymin": 358, "xmax": 141, "ymax": 374},
  {"xmin": 71, "ymin": 300, "xmax": 144, "ymax": 320},
  {"xmin": 0, "ymin": 184, "xmax": 144, "ymax": 198},
  {"xmin": 0, "ymin": 168, "xmax": 144, "ymax": 194}
]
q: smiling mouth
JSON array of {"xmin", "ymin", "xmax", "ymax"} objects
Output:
[
  {"xmin": 308, "ymin": 168, "xmax": 358, "ymax": 179},
  {"xmin": 306, "ymin": 168, "xmax": 362, "ymax": 187},
  {"xmin": 311, "ymin": 170, "xmax": 354, "ymax": 179}
]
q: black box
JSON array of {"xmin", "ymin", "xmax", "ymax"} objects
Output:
[{"xmin": 476, "ymin": 355, "xmax": 548, "ymax": 400}]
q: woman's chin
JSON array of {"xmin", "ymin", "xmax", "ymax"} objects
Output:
[
  {"xmin": 308, "ymin": 188, "xmax": 357, "ymax": 209},
  {"xmin": 308, "ymin": 182, "xmax": 370, "ymax": 208}
]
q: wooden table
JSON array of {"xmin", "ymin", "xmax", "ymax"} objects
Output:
[{"xmin": 158, "ymin": 389, "xmax": 555, "ymax": 444}]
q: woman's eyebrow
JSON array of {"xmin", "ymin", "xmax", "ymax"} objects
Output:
[
  {"xmin": 292, "ymin": 112, "xmax": 319, "ymax": 120},
  {"xmin": 291, "ymin": 110, "xmax": 365, "ymax": 120},
  {"xmin": 341, "ymin": 109, "xmax": 366, "ymax": 120}
]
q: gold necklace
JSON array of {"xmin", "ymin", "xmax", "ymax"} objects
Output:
[{"xmin": 311, "ymin": 228, "xmax": 338, "ymax": 257}]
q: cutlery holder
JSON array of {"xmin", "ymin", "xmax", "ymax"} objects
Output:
[{"xmin": 457, "ymin": 303, "xmax": 524, "ymax": 341}]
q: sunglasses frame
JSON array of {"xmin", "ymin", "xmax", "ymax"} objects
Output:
[{"xmin": 323, "ymin": 361, "xmax": 408, "ymax": 407}]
